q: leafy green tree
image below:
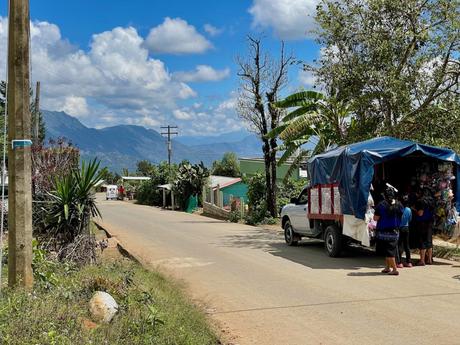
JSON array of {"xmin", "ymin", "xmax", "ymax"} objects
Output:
[
  {"xmin": 277, "ymin": 178, "xmax": 306, "ymax": 210},
  {"xmin": 99, "ymin": 167, "xmax": 121, "ymax": 185},
  {"xmin": 313, "ymin": 0, "xmax": 460, "ymax": 148},
  {"xmin": 136, "ymin": 161, "xmax": 178, "ymax": 206},
  {"xmin": 136, "ymin": 160, "xmax": 156, "ymax": 177},
  {"xmin": 211, "ymin": 152, "xmax": 241, "ymax": 177},
  {"xmin": 173, "ymin": 162, "xmax": 209, "ymax": 209}
]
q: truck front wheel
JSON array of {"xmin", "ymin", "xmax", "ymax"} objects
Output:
[
  {"xmin": 324, "ymin": 225, "xmax": 342, "ymax": 257},
  {"xmin": 284, "ymin": 220, "xmax": 299, "ymax": 246}
]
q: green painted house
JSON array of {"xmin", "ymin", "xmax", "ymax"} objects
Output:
[
  {"xmin": 239, "ymin": 158, "xmax": 307, "ymax": 181},
  {"xmin": 210, "ymin": 175, "xmax": 248, "ymax": 206}
]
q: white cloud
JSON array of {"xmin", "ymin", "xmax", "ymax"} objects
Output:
[
  {"xmin": 204, "ymin": 24, "xmax": 223, "ymax": 37},
  {"xmin": 145, "ymin": 17, "xmax": 212, "ymax": 54},
  {"xmin": 216, "ymin": 97, "xmax": 237, "ymax": 112},
  {"xmin": 0, "ymin": 17, "xmax": 197, "ymax": 129},
  {"xmin": 173, "ymin": 109, "xmax": 193, "ymax": 120},
  {"xmin": 249, "ymin": 0, "xmax": 319, "ymax": 40},
  {"xmin": 61, "ymin": 96, "xmax": 89, "ymax": 117},
  {"xmin": 170, "ymin": 94, "xmax": 245, "ymax": 135},
  {"xmin": 298, "ymin": 70, "xmax": 316, "ymax": 87},
  {"xmin": 173, "ymin": 65, "xmax": 230, "ymax": 82},
  {"xmin": 0, "ymin": 17, "xmax": 244, "ymax": 135}
]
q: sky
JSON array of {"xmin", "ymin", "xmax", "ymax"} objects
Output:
[{"xmin": 0, "ymin": 0, "xmax": 321, "ymax": 135}]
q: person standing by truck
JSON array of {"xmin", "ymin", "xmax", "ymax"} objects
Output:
[
  {"xmin": 415, "ymin": 189, "xmax": 434, "ymax": 266},
  {"xmin": 397, "ymin": 196, "xmax": 412, "ymax": 268},
  {"xmin": 374, "ymin": 186, "xmax": 403, "ymax": 275}
]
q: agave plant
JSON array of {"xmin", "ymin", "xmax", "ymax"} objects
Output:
[
  {"xmin": 267, "ymin": 90, "xmax": 352, "ymax": 180},
  {"xmin": 45, "ymin": 158, "xmax": 103, "ymax": 246}
]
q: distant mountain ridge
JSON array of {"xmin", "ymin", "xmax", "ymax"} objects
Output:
[
  {"xmin": 176, "ymin": 131, "xmax": 251, "ymax": 146},
  {"xmin": 43, "ymin": 110, "xmax": 262, "ymax": 172}
]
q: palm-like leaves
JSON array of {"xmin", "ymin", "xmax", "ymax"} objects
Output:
[
  {"xmin": 45, "ymin": 158, "xmax": 103, "ymax": 242},
  {"xmin": 268, "ymin": 90, "xmax": 351, "ymax": 181}
]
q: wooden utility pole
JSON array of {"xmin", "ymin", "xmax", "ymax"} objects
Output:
[
  {"xmin": 7, "ymin": 0, "xmax": 33, "ymax": 288},
  {"xmin": 34, "ymin": 81, "xmax": 40, "ymax": 141},
  {"xmin": 160, "ymin": 125, "xmax": 178, "ymax": 169}
]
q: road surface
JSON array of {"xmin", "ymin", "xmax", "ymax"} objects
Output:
[{"xmin": 97, "ymin": 197, "xmax": 460, "ymax": 345}]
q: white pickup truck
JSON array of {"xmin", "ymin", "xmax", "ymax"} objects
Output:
[{"xmin": 280, "ymin": 185, "xmax": 345, "ymax": 257}]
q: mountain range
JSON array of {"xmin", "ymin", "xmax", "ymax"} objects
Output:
[{"xmin": 43, "ymin": 110, "xmax": 262, "ymax": 172}]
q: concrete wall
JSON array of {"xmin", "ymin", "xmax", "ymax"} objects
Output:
[{"xmin": 203, "ymin": 201, "xmax": 230, "ymax": 220}]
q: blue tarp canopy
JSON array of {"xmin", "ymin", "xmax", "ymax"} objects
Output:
[{"xmin": 307, "ymin": 136, "xmax": 460, "ymax": 219}]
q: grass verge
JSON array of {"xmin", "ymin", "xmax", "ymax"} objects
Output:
[{"xmin": 0, "ymin": 258, "xmax": 219, "ymax": 345}]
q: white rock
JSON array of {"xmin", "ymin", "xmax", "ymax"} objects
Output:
[{"xmin": 89, "ymin": 291, "xmax": 118, "ymax": 323}]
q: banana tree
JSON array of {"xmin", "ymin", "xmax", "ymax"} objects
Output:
[{"xmin": 267, "ymin": 90, "xmax": 351, "ymax": 181}]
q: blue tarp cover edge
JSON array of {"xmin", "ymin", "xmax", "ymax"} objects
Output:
[{"xmin": 307, "ymin": 136, "xmax": 460, "ymax": 219}]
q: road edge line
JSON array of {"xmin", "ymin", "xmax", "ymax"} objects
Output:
[{"xmin": 93, "ymin": 220, "xmax": 142, "ymax": 265}]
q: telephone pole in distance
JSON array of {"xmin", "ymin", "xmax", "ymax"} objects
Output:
[
  {"xmin": 34, "ymin": 81, "xmax": 40, "ymax": 141},
  {"xmin": 161, "ymin": 125, "xmax": 178, "ymax": 170}
]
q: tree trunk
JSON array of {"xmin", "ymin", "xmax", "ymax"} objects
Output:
[
  {"xmin": 268, "ymin": 138, "xmax": 278, "ymax": 217},
  {"xmin": 263, "ymin": 139, "xmax": 276, "ymax": 217}
]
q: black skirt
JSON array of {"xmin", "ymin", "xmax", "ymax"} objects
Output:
[
  {"xmin": 375, "ymin": 229, "xmax": 399, "ymax": 257},
  {"xmin": 417, "ymin": 221, "xmax": 433, "ymax": 249},
  {"xmin": 376, "ymin": 238, "xmax": 398, "ymax": 257}
]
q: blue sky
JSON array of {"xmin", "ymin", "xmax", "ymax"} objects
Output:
[{"xmin": 0, "ymin": 0, "xmax": 321, "ymax": 135}]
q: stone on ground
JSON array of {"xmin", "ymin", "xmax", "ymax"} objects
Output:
[{"xmin": 89, "ymin": 291, "xmax": 118, "ymax": 323}]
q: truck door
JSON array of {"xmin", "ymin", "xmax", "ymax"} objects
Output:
[{"xmin": 291, "ymin": 189, "xmax": 309, "ymax": 233}]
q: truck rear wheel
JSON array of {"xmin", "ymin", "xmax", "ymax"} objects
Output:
[
  {"xmin": 324, "ymin": 225, "xmax": 342, "ymax": 257},
  {"xmin": 284, "ymin": 220, "xmax": 299, "ymax": 246}
]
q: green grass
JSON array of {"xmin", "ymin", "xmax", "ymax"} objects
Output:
[{"xmin": 0, "ymin": 259, "xmax": 219, "ymax": 345}]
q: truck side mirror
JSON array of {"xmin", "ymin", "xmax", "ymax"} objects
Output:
[{"xmin": 290, "ymin": 197, "xmax": 298, "ymax": 204}]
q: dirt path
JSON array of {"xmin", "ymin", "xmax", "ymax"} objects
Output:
[{"xmin": 96, "ymin": 196, "xmax": 460, "ymax": 345}]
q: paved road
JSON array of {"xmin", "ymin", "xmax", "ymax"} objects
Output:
[{"xmin": 97, "ymin": 196, "xmax": 460, "ymax": 345}]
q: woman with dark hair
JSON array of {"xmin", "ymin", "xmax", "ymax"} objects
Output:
[
  {"xmin": 415, "ymin": 190, "xmax": 434, "ymax": 265},
  {"xmin": 374, "ymin": 186, "xmax": 403, "ymax": 275}
]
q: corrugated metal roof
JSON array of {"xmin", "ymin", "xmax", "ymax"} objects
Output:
[
  {"xmin": 121, "ymin": 176, "xmax": 151, "ymax": 181},
  {"xmin": 210, "ymin": 175, "xmax": 242, "ymax": 189}
]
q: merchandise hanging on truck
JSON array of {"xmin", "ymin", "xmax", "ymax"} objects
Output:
[{"xmin": 306, "ymin": 136, "xmax": 460, "ymax": 246}]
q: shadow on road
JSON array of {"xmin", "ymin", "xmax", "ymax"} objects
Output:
[
  {"xmin": 218, "ymin": 227, "xmax": 384, "ymax": 270},
  {"xmin": 179, "ymin": 220, "xmax": 227, "ymax": 224},
  {"xmin": 348, "ymin": 272, "xmax": 388, "ymax": 277}
]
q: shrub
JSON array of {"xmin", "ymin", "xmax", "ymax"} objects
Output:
[
  {"xmin": 243, "ymin": 173, "xmax": 269, "ymax": 225},
  {"xmin": 173, "ymin": 162, "xmax": 209, "ymax": 209},
  {"xmin": 228, "ymin": 210, "xmax": 241, "ymax": 223},
  {"xmin": 136, "ymin": 161, "xmax": 178, "ymax": 207},
  {"xmin": 277, "ymin": 177, "xmax": 306, "ymax": 209},
  {"xmin": 136, "ymin": 180, "xmax": 162, "ymax": 206}
]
